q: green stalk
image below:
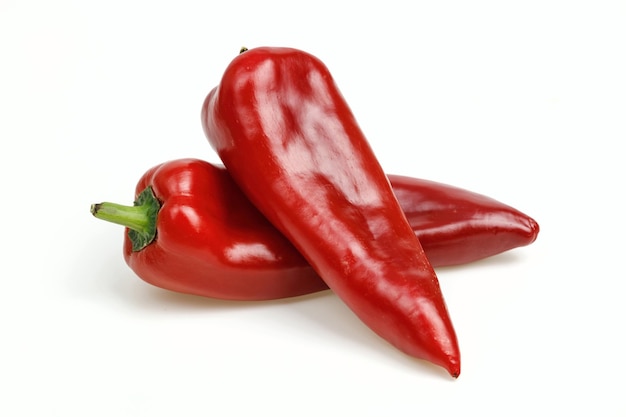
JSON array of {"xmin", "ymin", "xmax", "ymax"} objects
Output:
[{"xmin": 90, "ymin": 186, "xmax": 161, "ymax": 251}]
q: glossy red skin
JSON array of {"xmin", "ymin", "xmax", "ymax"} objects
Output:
[
  {"xmin": 391, "ymin": 175, "xmax": 539, "ymax": 266},
  {"xmin": 124, "ymin": 158, "xmax": 327, "ymax": 301},
  {"xmin": 201, "ymin": 47, "xmax": 461, "ymax": 376},
  {"xmin": 124, "ymin": 158, "xmax": 539, "ymax": 303}
]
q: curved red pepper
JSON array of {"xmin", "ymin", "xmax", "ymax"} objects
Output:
[
  {"xmin": 91, "ymin": 158, "xmax": 539, "ymax": 304},
  {"xmin": 201, "ymin": 47, "xmax": 462, "ymax": 376}
]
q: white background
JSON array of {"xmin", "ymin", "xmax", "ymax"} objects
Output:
[{"xmin": 1, "ymin": 0, "xmax": 625, "ymax": 415}]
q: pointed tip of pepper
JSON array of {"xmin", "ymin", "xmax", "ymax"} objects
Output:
[
  {"xmin": 429, "ymin": 352, "xmax": 460, "ymax": 378},
  {"xmin": 424, "ymin": 325, "xmax": 461, "ymax": 379},
  {"xmin": 447, "ymin": 361, "xmax": 461, "ymax": 379},
  {"xmin": 410, "ymin": 337, "xmax": 461, "ymax": 378},
  {"xmin": 394, "ymin": 296, "xmax": 462, "ymax": 379}
]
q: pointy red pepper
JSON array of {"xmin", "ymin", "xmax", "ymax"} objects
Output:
[
  {"xmin": 201, "ymin": 46, "xmax": 462, "ymax": 376},
  {"xmin": 90, "ymin": 158, "xmax": 539, "ymax": 304}
]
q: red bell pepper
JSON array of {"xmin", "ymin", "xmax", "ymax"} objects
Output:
[
  {"xmin": 91, "ymin": 158, "xmax": 539, "ymax": 304},
  {"xmin": 201, "ymin": 47, "xmax": 462, "ymax": 376}
]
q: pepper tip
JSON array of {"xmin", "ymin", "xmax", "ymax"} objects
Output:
[{"xmin": 448, "ymin": 364, "xmax": 461, "ymax": 379}]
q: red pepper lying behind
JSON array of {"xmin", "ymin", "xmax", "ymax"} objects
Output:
[
  {"xmin": 91, "ymin": 158, "xmax": 539, "ymax": 303},
  {"xmin": 394, "ymin": 176, "xmax": 539, "ymax": 267}
]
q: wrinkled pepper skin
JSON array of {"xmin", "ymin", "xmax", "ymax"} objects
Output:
[
  {"xmin": 92, "ymin": 158, "xmax": 538, "ymax": 303},
  {"xmin": 201, "ymin": 47, "xmax": 461, "ymax": 376}
]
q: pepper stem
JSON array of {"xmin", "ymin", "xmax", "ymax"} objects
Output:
[{"xmin": 90, "ymin": 186, "xmax": 161, "ymax": 251}]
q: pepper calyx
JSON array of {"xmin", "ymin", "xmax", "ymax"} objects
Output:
[{"xmin": 90, "ymin": 186, "xmax": 161, "ymax": 252}]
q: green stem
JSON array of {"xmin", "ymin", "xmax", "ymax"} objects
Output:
[{"xmin": 90, "ymin": 186, "xmax": 161, "ymax": 251}]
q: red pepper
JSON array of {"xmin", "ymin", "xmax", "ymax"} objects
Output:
[
  {"xmin": 91, "ymin": 158, "xmax": 539, "ymax": 304},
  {"xmin": 201, "ymin": 46, "xmax": 463, "ymax": 376}
]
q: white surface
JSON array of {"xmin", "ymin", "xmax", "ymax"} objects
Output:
[{"xmin": 2, "ymin": 1, "xmax": 625, "ymax": 416}]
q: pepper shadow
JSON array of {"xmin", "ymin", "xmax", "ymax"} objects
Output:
[
  {"xmin": 282, "ymin": 287, "xmax": 455, "ymax": 379},
  {"xmin": 435, "ymin": 250, "xmax": 528, "ymax": 273},
  {"xmin": 76, "ymin": 231, "xmax": 460, "ymax": 378}
]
